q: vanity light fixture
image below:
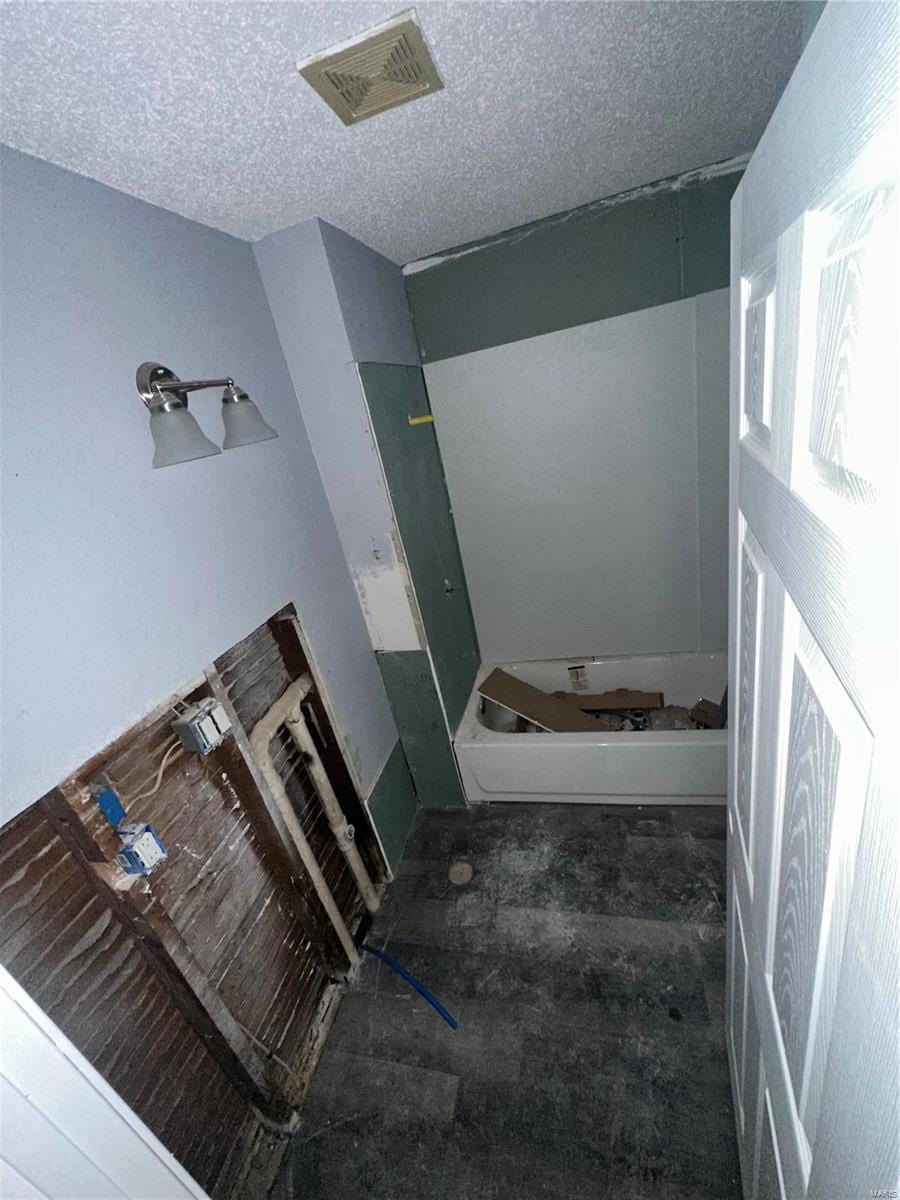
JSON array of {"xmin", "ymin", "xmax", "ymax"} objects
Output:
[{"xmin": 136, "ymin": 361, "xmax": 278, "ymax": 469}]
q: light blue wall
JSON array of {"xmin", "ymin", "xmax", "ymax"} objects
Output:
[
  {"xmin": 319, "ymin": 220, "xmax": 420, "ymax": 366},
  {"xmin": 251, "ymin": 220, "xmax": 408, "ymax": 581},
  {"xmin": 0, "ymin": 148, "xmax": 397, "ymax": 820},
  {"xmin": 254, "ymin": 219, "xmax": 445, "ymax": 836},
  {"xmin": 252, "ymin": 219, "xmax": 421, "ymax": 660}
]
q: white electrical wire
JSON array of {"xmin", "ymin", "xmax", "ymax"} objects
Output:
[{"xmin": 130, "ymin": 740, "xmax": 183, "ymax": 804}]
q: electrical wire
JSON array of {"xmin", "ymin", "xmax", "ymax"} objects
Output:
[
  {"xmin": 130, "ymin": 740, "xmax": 183, "ymax": 804},
  {"xmin": 360, "ymin": 943, "xmax": 459, "ymax": 1029}
]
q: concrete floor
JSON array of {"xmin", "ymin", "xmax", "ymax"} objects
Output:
[{"xmin": 277, "ymin": 803, "xmax": 741, "ymax": 1200}]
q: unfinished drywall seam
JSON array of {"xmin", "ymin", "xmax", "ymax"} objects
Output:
[{"xmin": 402, "ymin": 153, "xmax": 750, "ymax": 276}]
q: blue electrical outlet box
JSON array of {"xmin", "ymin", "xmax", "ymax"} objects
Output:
[
  {"xmin": 115, "ymin": 822, "xmax": 168, "ymax": 876},
  {"xmin": 92, "ymin": 783, "xmax": 127, "ymax": 827},
  {"xmin": 90, "ymin": 780, "xmax": 167, "ymax": 877}
]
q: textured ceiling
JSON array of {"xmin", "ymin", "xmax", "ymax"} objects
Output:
[{"xmin": 0, "ymin": 1, "xmax": 804, "ymax": 263}]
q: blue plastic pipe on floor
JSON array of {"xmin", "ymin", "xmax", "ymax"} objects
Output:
[{"xmin": 360, "ymin": 943, "xmax": 459, "ymax": 1030}]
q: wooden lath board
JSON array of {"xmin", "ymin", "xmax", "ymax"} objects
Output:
[
  {"xmin": 42, "ymin": 787, "xmax": 289, "ymax": 1118},
  {"xmin": 0, "ymin": 604, "xmax": 385, "ymax": 1195},
  {"xmin": 0, "ymin": 805, "xmax": 259, "ymax": 1199},
  {"xmin": 59, "ymin": 699, "xmax": 327, "ymax": 1078}
]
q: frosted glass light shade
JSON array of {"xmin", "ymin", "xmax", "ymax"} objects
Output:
[
  {"xmin": 222, "ymin": 397, "xmax": 278, "ymax": 449},
  {"xmin": 150, "ymin": 406, "xmax": 221, "ymax": 469}
]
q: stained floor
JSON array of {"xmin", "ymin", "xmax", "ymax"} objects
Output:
[{"xmin": 276, "ymin": 803, "xmax": 741, "ymax": 1200}]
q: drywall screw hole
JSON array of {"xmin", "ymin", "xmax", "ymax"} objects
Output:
[{"xmin": 448, "ymin": 861, "xmax": 474, "ymax": 886}]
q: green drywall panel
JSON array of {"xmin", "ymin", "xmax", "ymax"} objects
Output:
[
  {"xmin": 801, "ymin": 1, "xmax": 827, "ymax": 49},
  {"xmin": 376, "ymin": 650, "xmax": 466, "ymax": 809},
  {"xmin": 406, "ymin": 190, "xmax": 680, "ymax": 362},
  {"xmin": 404, "ymin": 171, "xmax": 741, "ymax": 364},
  {"xmin": 366, "ymin": 739, "xmax": 418, "ymax": 874},
  {"xmin": 360, "ymin": 361, "xmax": 480, "ymax": 731},
  {"xmin": 678, "ymin": 172, "xmax": 742, "ymax": 297}
]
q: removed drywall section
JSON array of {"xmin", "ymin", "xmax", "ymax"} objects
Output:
[
  {"xmin": 318, "ymin": 220, "xmax": 420, "ymax": 366},
  {"xmin": 366, "ymin": 740, "xmax": 418, "ymax": 874},
  {"xmin": 0, "ymin": 148, "xmax": 396, "ymax": 820},
  {"xmin": 0, "ymin": 610, "xmax": 384, "ymax": 1198},
  {"xmin": 252, "ymin": 220, "xmax": 421, "ymax": 657},
  {"xmin": 425, "ymin": 290, "xmax": 730, "ymax": 663},
  {"xmin": 404, "ymin": 159, "xmax": 744, "ymax": 363}
]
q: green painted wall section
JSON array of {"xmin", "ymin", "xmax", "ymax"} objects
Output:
[
  {"xmin": 366, "ymin": 739, "xmax": 418, "ymax": 874},
  {"xmin": 801, "ymin": 1, "xmax": 827, "ymax": 50},
  {"xmin": 404, "ymin": 166, "xmax": 743, "ymax": 363},
  {"xmin": 376, "ymin": 650, "xmax": 466, "ymax": 809},
  {"xmin": 360, "ymin": 362, "xmax": 480, "ymax": 730}
]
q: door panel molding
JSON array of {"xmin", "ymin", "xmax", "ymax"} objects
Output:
[{"xmin": 727, "ymin": 8, "xmax": 898, "ymax": 1200}]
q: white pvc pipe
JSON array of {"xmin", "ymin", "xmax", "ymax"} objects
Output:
[
  {"xmin": 283, "ymin": 708, "xmax": 380, "ymax": 915},
  {"xmin": 250, "ymin": 677, "xmax": 358, "ymax": 966}
]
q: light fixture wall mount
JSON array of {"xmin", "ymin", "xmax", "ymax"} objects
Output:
[
  {"xmin": 136, "ymin": 361, "xmax": 278, "ymax": 468},
  {"xmin": 137, "ymin": 361, "xmax": 235, "ymax": 410}
]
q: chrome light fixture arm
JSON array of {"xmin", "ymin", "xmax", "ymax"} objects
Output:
[{"xmin": 136, "ymin": 362, "xmax": 234, "ymax": 411}]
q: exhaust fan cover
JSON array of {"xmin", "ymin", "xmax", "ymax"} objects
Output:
[{"xmin": 298, "ymin": 9, "xmax": 443, "ymax": 126}]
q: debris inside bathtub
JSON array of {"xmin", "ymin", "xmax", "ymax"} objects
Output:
[
  {"xmin": 475, "ymin": 670, "xmax": 729, "ymax": 734},
  {"xmin": 620, "ymin": 709, "xmax": 649, "ymax": 731},
  {"xmin": 478, "ymin": 668, "xmax": 623, "ymax": 732},
  {"xmin": 649, "ymin": 706, "xmax": 694, "ymax": 730},
  {"xmin": 696, "ymin": 691, "xmax": 729, "ymax": 724},
  {"xmin": 552, "ymin": 688, "xmax": 664, "ymax": 711},
  {"xmin": 553, "ymin": 687, "xmax": 666, "ymax": 731},
  {"xmin": 690, "ymin": 692, "xmax": 728, "ymax": 729}
]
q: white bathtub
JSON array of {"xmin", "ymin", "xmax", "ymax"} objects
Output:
[{"xmin": 454, "ymin": 653, "xmax": 727, "ymax": 806}]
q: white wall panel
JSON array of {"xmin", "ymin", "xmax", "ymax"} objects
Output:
[{"xmin": 425, "ymin": 290, "xmax": 729, "ymax": 662}]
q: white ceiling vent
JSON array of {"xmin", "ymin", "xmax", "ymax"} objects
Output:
[{"xmin": 298, "ymin": 10, "xmax": 443, "ymax": 126}]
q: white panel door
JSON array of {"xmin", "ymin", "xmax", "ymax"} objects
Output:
[
  {"xmin": 0, "ymin": 966, "xmax": 210, "ymax": 1200},
  {"xmin": 727, "ymin": 6, "xmax": 898, "ymax": 1200}
]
